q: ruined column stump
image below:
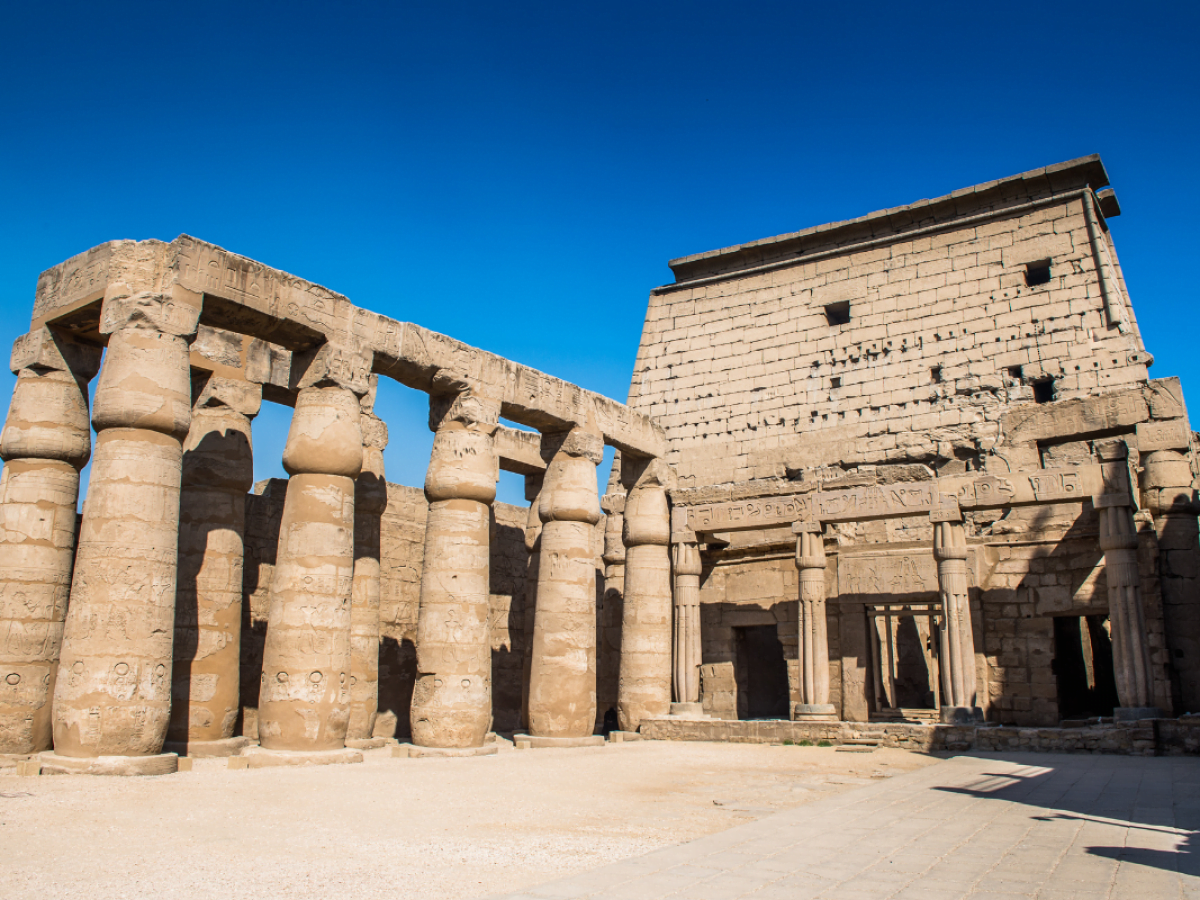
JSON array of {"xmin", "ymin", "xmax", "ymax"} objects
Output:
[
  {"xmin": 165, "ymin": 378, "xmax": 258, "ymax": 759},
  {"xmin": 345, "ymin": 411, "xmax": 389, "ymax": 750},
  {"xmin": 45, "ymin": 290, "xmax": 200, "ymax": 775},
  {"xmin": 521, "ymin": 428, "xmax": 604, "ymax": 748},
  {"xmin": 617, "ymin": 457, "xmax": 673, "ymax": 732},
  {"xmin": 0, "ymin": 329, "xmax": 101, "ymax": 755},
  {"xmin": 410, "ymin": 389, "xmax": 499, "ymax": 751}
]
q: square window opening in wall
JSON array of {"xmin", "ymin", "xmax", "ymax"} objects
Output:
[
  {"xmin": 1033, "ymin": 378, "xmax": 1055, "ymax": 404},
  {"xmin": 931, "ymin": 365, "xmax": 943, "ymax": 383},
  {"xmin": 830, "ymin": 376, "xmax": 841, "ymax": 389},
  {"xmin": 824, "ymin": 301, "xmax": 851, "ymax": 326},
  {"xmin": 1007, "ymin": 366, "xmax": 1024, "ymax": 382},
  {"xmin": 1025, "ymin": 259, "xmax": 1052, "ymax": 287}
]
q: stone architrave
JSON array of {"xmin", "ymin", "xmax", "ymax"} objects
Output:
[
  {"xmin": 519, "ymin": 473, "xmax": 543, "ymax": 731},
  {"xmin": 792, "ymin": 521, "xmax": 836, "ymax": 721},
  {"xmin": 0, "ymin": 328, "xmax": 102, "ymax": 754},
  {"xmin": 931, "ymin": 501, "xmax": 979, "ymax": 724},
  {"xmin": 669, "ymin": 531, "xmax": 703, "ymax": 717},
  {"xmin": 347, "ymin": 410, "xmax": 388, "ymax": 743},
  {"xmin": 1138, "ymin": 418, "xmax": 1200, "ymax": 712},
  {"xmin": 617, "ymin": 456, "xmax": 673, "ymax": 732},
  {"xmin": 526, "ymin": 427, "xmax": 604, "ymax": 740},
  {"xmin": 257, "ymin": 340, "xmax": 371, "ymax": 755},
  {"xmin": 49, "ymin": 288, "xmax": 200, "ymax": 771},
  {"xmin": 410, "ymin": 386, "xmax": 499, "ymax": 749},
  {"xmin": 166, "ymin": 377, "xmax": 259, "ymax": 756}
]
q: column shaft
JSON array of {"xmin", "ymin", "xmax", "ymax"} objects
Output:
[
  {"xmin": 670, "ymin": 539, "xmax": 702, "ymax": 706},
  {"xmin": 617, "ymin": 458, "xmax": 672, "ymax": 732},
  {"xmin": 410, "ymin": 390, "xmax": 498, "ymax": 749},
  {"xmin": 1100, "ymin": 504, "xmax": 1154, "ymax": 710},
  {"xmin": 528, "ymin": 428, "xmax": 603, "ymax": 739},
  {"xmin": 933, "ymin": 514, "xmax": 977, "ymax": 722},
  {"xmin": 0, "ymin": 329, "xmax": 100, "ymax": 753},
  {"xmin": 598, "ymin": 492, "xmax": 626, "ymax": 727},
  {"xmin": 793, "ymin": 524, "xmax": 835, "ymax": 720},
  {"xmin": 520, "ymin": 475, "xmax": 542, "ymax": 732}
]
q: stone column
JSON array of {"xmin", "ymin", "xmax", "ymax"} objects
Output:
[
  {"xmin": 617, "ymin": 457, "xmax": 672, "ymax": 732},
  {"xmin": 410, "ymin": 387, "xmax": 499, "ymax": 753},
  {"xmin": 1098, "ymin": 441, "xmax": 1159, "ymax": 720},
  {"xmin": 255, "ymin": 341, "xmax": 371, "ymax": 763},
  {"xmin": 597, "ymin": 491, "xmax": 626, "ymax": 730},
  {"xmin": 525, "ymin": 427, "xmax": 604, "ymax": 745},
  {"xmin": 932, "ymin": 501, "xmax": 979, "ymax": 725},
  {"xmin": 46, "ymin": 289, "xmax": 199, "ymax": 775},
  {"xmin": 0, "ymin": 328, "xmax": 101, "ymax": 755},
  {"xmin": 346, "ymin": 410, "xmax": 388, "ymax": 746},
  {"xmin": 669, "ymin": 530, "xmax": 704, "ymax": 717},
  {"xmin": 1138, "ymin": 418, "xmax": 1200, "ymax": 713},
  {"xmin": 792, "ymin": 521, "xmax": 836, "ymax": 721},
  {"xmin": 165, "ymin": 377, "xmax": 259, "ymax": 758},
  {"xmin": 519, "ymin": 473, "xmax": 543, "ymax": 732}
]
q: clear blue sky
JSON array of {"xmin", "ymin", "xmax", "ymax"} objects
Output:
[{"xmin": 1, "ymin": 2, "xmax": 1196, "ymax": 507}]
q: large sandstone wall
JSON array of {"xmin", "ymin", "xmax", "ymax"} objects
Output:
[{"xmin": 240, "ymin": 479, "xmax": 533, "ymax": 739}]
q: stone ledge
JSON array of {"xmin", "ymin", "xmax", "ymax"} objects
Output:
[
  {"xmin": 394, "ymin": 743, "xmax": 497, "ymax": 759},
  {"xmin": 38, "ymin": 751, "xmax": 179, "ymax": 776},
  {"xmin": 236, "ymin": 747, "xmax": 363, "ymax": 769},
  {"xmin": 163, "ymin": 736, "xmax": 255, "ymax": 758},
  {"xmin": 512, "ymin": 734, "xmax": 605, "ymax": 749}
]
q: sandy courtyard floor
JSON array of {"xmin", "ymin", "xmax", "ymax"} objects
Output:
[{"xmin": 0, "ymin": 741, "xmax": 936, "ymax": 900}]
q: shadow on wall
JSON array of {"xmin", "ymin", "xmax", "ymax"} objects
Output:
[{"xmin": 935, "ymin": 755, "xmax": 1200, "ymax": 879}]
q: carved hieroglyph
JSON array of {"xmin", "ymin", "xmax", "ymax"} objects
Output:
[
  {"xmin": 618, "ymin": 458, "xmax": 673, "ymax": 731},
  {"xmin": 410, "ymin": 389, "xmax": 499, "ymax": 748},
  {"xmin": 527, "ymin": 428, "xmax": 603, "ymax": 738},
  {"xmin": 54, "ymin": 290, "xmax": 199, "ymax": 757},
  {"xmin": 258, "ymin": 373, "xmax": 364, "ymax": 751},
  {"xmin": 347, "ymin": 411, "xmax": 388, "ymax": 741},
  {"xmin": 167, "ymin": 377, "xmax": 259, "ymax": 747},
  {"xmin": 0, "ymin": 328, "xmax": 101, "ymax": 754}
]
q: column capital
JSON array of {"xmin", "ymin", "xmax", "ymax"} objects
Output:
[
  {"xmin": 194, "ymin": 375, "xmax": 262, "ymax": 418},
  {"xmin": 671, "ymin": 535, "xmax": 702, "ymax": 577},
  {"xmin": 290, "ymin": 338, "xmax": 374, "ymax": 396},
  {"xmin": 100, "ymin": 287, "xmax": 201, "ymax": 338},
  {"xmin": 795, "ymin": 525, "xmax": 827, "ymax": 570},
  {"xmin": 540, "ymin": 427, "xmax": 604, "ymax": 466},
  {"xmin": 10, "ymin": 327, "xmax": 102, "ymax": 380}
]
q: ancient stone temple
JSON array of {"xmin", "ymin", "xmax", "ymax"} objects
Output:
[{"xmin": 0, "ymin": 153, "xmax": 1197, "ymax": 773}]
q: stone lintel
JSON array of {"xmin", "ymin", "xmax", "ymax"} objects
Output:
[{"xmin": 495, "ymin": 426, "xmax": 546, "ymax": 475}]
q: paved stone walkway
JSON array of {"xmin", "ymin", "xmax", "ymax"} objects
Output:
[{"xmin": 491, "ymin": 752, "xmax": 1200, "ymax": 899}]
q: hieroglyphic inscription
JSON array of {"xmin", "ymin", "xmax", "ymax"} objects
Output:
[{"xmin": 839, "ymin": 554, "xmax": 939, "ymax": 596}]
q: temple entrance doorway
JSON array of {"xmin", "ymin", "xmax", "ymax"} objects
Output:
[
  {"xmin": 733, "ymin": 625, "xmax": 790, "ymax": 719},
  {"xmin": 1052, "ymin": 615, "xmax": 1119, "ymax": 720},
  {"xmin": 868, "ymin": 602, "xmax": 941, "ymax": 723}
]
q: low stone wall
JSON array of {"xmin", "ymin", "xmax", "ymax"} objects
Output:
[{"xmin": 640, "ymin": 716, "xmax": 1200, "ymax": 756}]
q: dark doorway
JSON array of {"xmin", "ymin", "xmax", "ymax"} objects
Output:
[
  {"xmin": 894, "ymin": 617, "xmax": 935, "ymax": 708},
  {"xmin": 734, "ymin": 625, "xmax": 790, "ymax": 719},
  {"xmin": 1053, "ymin": 615, "xmax": 1120, "ymax": 720}
]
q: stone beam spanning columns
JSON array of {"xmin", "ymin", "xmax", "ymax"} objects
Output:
[
  {"xmin": 1097, "ymin": 440, "xmax": 1159, "ymax": 721},
  {"xmin": 0, "ymin": 328, "xmax": 102, "ymax": 755},
  {"xmin": 792, "ymin": 521, "xmax": 836, "ymax": 721},
  {"xmin": 166, "ymin": 376, "xmax": 260, "ymax": 758},
  {"xmin": 669, "ymin": 529, "xmax": 704, "ymax": 718},
  {"xmin": 45, "ymin": 288, "xmax": 200, "ymax": 775},
  {"xmin": 524, "ymin": 427, "xmax": 604, "ymax": 746},
  {"xmin": 254, "ymin": 340, "xmax": 371, "ymax": 765},
  {"xmin": 410, "ymin": 381, "xmax": 500, "ymax": 752},
  {"xmin": 346, "ymin": 406, "xmax": 388, "ymax": 747},
  {"xmin": 931, "ymin": 500, "xmax": 980, "ymax": 725},
  {"xmin": 617, "ymin": 457, "xmax": 673, "ymax": 732}
]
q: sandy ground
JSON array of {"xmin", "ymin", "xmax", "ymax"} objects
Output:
[{"xmin": 0, "ymin": 741, "xmax": 938, "ymax": 900}]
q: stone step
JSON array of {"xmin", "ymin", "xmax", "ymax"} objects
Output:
[{"xmin": 837, "ymin": 738, "xmax": 881, "ymax": 753}]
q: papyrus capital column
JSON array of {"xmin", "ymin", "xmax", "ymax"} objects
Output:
[
  {"xmin": 520, "ymin": 473, "xmax": 544, "ymax": 731},
  {"xmin": 617, "ymin": 456, "xmax": 673, "ymax": 732},
  {"xmin": 166, "ymin": 377, "xmax": 259, "ymax": 756},
  {"xmin": 793, "ymin": 520, "xmax": 836, "ymax": 721},
  {"xmin": 257, "ymin": 339, "xmax": 370, "ymax": 754},
  {"xmin": 932, "ymin": 500, "xmax": 979, "ymax": 724},
  {"xmin": 410, "ymin": 384, "xmax": 499, "ymax": 750},
  {"xmin": 526, "ymin": 427, "xmax": 603, "ymax": 741},
  {"xmin": 1097, "ymin": 440, "xmax": 1158, "ymax": 719},
  {"xmin": 669, "ymin": 529, "xmax": 704, "ymax": 717},
  {"xmin": 0, "ymin": 327, "xmax": 101, "ymax": 754},
  {"xmin": 347, "ymin": 408, "xmax": 389, "ymax": 743},
  {"xmin": 50, "ymin": 287, "xmax": 199, "ymax": 769}
]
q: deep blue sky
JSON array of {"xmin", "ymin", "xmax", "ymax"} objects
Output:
[{"xmin": 1, "ymin": 2, "xmax": 1196, "ymax": 507}]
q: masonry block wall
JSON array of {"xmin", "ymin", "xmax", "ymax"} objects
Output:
[{"xmin": 625, "ymin": 156, "xmax": 1200, "ymax": 726}]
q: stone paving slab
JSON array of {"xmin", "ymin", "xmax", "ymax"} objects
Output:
[{"xmin": 490, "ymin": 753, "xmax": 1200, "ymax": 899}]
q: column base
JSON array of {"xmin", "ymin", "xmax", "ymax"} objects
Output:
[
  {"xmin": 513, "ymin": 734, "xmax": 606, "ymax": 749},
  {"xmin": 38, "ymin": 751, "xmax": 178, "ymax": 777},
  {"xmin": 667, "ymin": 702, "xmax": 707, "ymax": 719},
  {"xmin": 163, "ymin": 736, "xmax": 255, "ymax": 758},
  {"xmin": 940, "ymin": 706, "xmax": 984, "ymax": 726},
  {"xmin": 238, "ymin": 747, "xmax": 363, "ymax": 768},
  {"xmin": 1114, "ymin": 706, "xmax": 1162, "ymax": 722},
  {"xmin": 344, "ymin": 737, "xmax": 397, "ymax": 750},
  {"xmin": 792, "ymin": 703, "xmax": 838, "ymax": 722},
  {"xmin": 607, "ymin": 731, "xmax": 645, "ymax": 743},
  {"xmin": 395, "ymin": 743, "xmax": 498, "ymax": 758}
]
